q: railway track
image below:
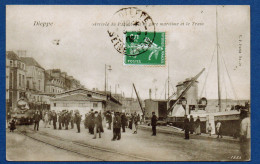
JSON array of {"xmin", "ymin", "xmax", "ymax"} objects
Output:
[{"xmin": 17, "ymin": 127, "xmax": 151, "ymax": 161}]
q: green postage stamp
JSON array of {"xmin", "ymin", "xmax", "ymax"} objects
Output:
[{"xmin": 124, "ymin": 31, "xmax": 165, "ymax": 66}]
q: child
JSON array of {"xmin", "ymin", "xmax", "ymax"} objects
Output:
[
  {"xmin": 207, "ymin": 123, "xmax": 212, "ymax": 136},
  {"xmin": 9, "ymin": 118, "xmax": 16, "ymax": 132}
]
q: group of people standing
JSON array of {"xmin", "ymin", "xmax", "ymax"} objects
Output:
[
  {"xmin": 184, "ymin": 115, "xmax": 202, "ymax": 139},
  {"xmin": 128, "ymin": 112, "xmax": 141, "ymax": 134},
  {"xmin": 30, "ymin": 108, "xmax": 145, "ymax": 141},
  {"xmin": 84, "ymin": 109, "xmax": 104, "ymax": 139},
  {"xmin": 32, "ymin": 109, "xmax": 82, "ymax": 133},
  {"xmin": 104, "ymin": 111, "xmax": 141, "ymax": 141}
]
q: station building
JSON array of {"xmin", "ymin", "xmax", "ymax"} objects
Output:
[{"xmin": 50, "ymin": 88, "xmax": 122, "ymax": 116}]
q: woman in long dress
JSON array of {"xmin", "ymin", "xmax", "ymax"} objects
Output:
[
  {"xmin": 44, "ymin": 112, "xmax": 49, "ymax": 128},
  {"xmin": 195, "ymin": 116, "xmax": 201, "ymax": 135}
]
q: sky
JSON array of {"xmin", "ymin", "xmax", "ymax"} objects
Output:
[{"xmin": 6, "ymin": 5, "xmax": 250, "ymax": 100}]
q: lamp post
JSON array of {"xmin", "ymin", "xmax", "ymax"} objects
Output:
[{"xmin": 104, "ymin": 64, "xmax": 112, "ymax": 97}]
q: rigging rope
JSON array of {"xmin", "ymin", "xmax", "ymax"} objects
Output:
[
  {"xmin": 199, "ymin": 45, "xmax": 217, "ymax": 98},
  {"xmin": 159, "ymin": 80, "xmax": 167, "ymax": 99},
  {"xmin": 218, "ymin": 45, "xmax": 239, "ymax": 104},
  {"xmin": 221, "ymin": 61, "xmax": 228, "ymax": 109},
  {"xmin": 170, "ymin": 82, "xmax": 176, "ymax": 94}
]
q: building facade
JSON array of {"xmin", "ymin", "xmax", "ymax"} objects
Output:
[
  {"xmin": 6, "ymin": 51, "xmax": 26, "ymax": 110},
  {"xmin": 21, "ymin": 57, "xmax": 45, "ymax": 93},
  {"xmin": 45, "ymin": 69, "xmax": 84, "ymax": 94},
  {"xmin": 50, "ymin": 88, "xmax": 121, "ymax": 116},
  {"xmin": 45, "ymin": 69, "xmax": 65, "ymax": 94}
]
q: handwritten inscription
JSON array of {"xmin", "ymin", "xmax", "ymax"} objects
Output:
[
  {"xmin": 94, "ymin": 21, "xmax": 204, "ymax": 27},
  {"xmin": 34, "ymin": 21, "xmax": 53, "ymax": 27}
]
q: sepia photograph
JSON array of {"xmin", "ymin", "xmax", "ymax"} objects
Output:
[{"xmin": 5, "ymin": 5, "xmax": 250, "ymax": 161}]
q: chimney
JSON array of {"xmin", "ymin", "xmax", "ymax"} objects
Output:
[{"xmin": 149, "ymin": 89, "xmax": 152, "ymax": 100}]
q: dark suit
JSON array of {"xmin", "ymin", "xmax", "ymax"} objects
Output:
[
  {"xmin": 52, "ymin": 113, "xmax": 57, "ymax": 129},
  {"xmin": 34, "ymin": 113, "xmax": 41, "ymax": 131},
  {"xmin": 75, "ymin": 114, "xmax": 81, "ymax": 133},
  {"xmin": 184, "ymin": 118, "xmax": 190, "ymax": 139},
  {"xmin": 112, "ymin": 115, "xmax": 121, "ymax": 140},
  {"xmin": 151, "ymin": 115, "xmax": 158, "ymax": 136},
  {"xmin": 121, "ymin": 114, "xmax": 127, "ymax": 132},
  {"xmin": 189, "ymin": 117, "xmax": 194, "ymax": 134},
  {"xmin": 88, "ymin": 113, "xmax": 95, "ymax": 134}
]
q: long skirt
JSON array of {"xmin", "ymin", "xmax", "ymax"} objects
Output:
[
  {"xmin": 44, "ymin": 120, "xmax": 49, "ymax": 128},
  {"xmin": 195, "ymin": 125, "xmax": 201, "ymax": 134},
  {"xmin": 132, "ymin": 123, "xmax": 137, "ymax": 133}
]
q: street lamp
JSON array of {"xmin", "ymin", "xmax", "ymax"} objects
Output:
[{"xmin": 104, "ymin": 64, "xmax": 112, "ymax": 97}]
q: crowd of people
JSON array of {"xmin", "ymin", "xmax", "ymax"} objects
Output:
[
  {"xmin": 32, "ymin": 109, "xmax": 82, "ymax": 133},
  {"xmin": 29, "ymin": 109, "xmax": 143, "ymax": 141},
  {"xmin": 7, "ymin": 107, "xmax": 250, "ymax": 160}
]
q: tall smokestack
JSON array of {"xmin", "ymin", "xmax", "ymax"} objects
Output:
[{"xmin": 149, "ymin": 89, "xmax": 152, "ymax": 100}]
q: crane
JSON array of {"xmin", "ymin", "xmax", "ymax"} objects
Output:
[
  {"xmin": 132, "ymin": 83, "xmax": 145, "ymax": 121},
  {"xmin": 167, "ymin": 68, "xmax": 205, "ymax": 115}
]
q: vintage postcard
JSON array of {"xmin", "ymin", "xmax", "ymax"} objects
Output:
[{"xmin": 6, "ymin": 5, "xmax": 250, "ymax": 161}]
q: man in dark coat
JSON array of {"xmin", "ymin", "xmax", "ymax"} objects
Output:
[
  {"xmin": 129, "ymin": 114, "xmax": 133, "ymax": 129},
  {"xmin": 184, "ymin": 115, "xmax": 190, "ymax": 139},
  {"xmin": 64, "ymin": 111, "xmax": 69, "ymax": 130},
  {"xmin": 121, "ymin": 112, "xmax": 127, "ymax": 132},
  {"xmin": 98, "ymin": 112, "xmax": 104, "ymax": 133},
  {"xmin": 106, "ymin": 111, "xmax": 112, "ymax": 130},
  {"xmin": 112, "ymin": 112, "xmax": 121, "ymax": 141},
  {"xmin": 58, "ymin": 112, "xmax": 62, "ymax": 130},
  {"xmin": 74, "ymin": 111, "xmax": 81, "ymax": 133},
  {"xmin": 189, "ymin": 115, "xmax": 194, "ymax": 134},
  {"xmin": 89, "ymin": 110, "xmax": 95, "ymax": 134},
  {"xmin": 61, "ymin": 111, "xmax": 65, "ymax": 127},
  {"xmin": 70, "ymin": 110, "xmax": 74, "ymax": 129},
  {"xmin": 93, "ymin": 111, "xmax": 102, "ymax": 139},
  {"xmin": 151, "ymin": 112, "xmax": 158, "ymax": 136},
  {"xmin": 52, "ymin": 111, "xmax": 57, "ymax": 130},
  {"xmin": 34, "ymin": 110, "xmax": 41, "ymax": 131}
]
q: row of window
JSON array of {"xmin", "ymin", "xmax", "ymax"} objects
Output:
[
  {"xmin": 51, "ymin": 79, "xmax": 64, "ymax": 86},
  {"xmin": 53, "ymin": 102, "xmax": 98, "ymax": 107},
  {"xmin": 49, "ymin": 86, "xmax": 63, "ymax": 93},
  {"xmin": 8, "ymin": 71, "xmax": 44, "ymax": 92},
  {"xmin": 10, "ymin": 60, "xmax": 25, "ymax": 70},
  {"xmin": 9, "ymin": 72, "xmax": 26, "ymax": 89}
]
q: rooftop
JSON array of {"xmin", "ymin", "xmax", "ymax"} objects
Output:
[
  {"xmin": 6, "ymin": 51, "xmax": 21, "ymax": 61},
  {"xmin": 21, "ymin": 57, "xmax": 44, "ymax": 70}
]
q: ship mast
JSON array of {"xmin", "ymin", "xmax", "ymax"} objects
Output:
[
  {"xmin": 168, "ymin": 64, "xmax": 170, "ymax": 100},
  {"xmin": 216, "ymin": 6, "xmax": 222, "ymax": 112}
]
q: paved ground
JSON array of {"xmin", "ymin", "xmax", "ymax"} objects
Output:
[
  {"xmin": 6, "ymin": 131, "xmax": 93, "ymax": 161},
  {"xmin": 6, "ymin": 121, "xmax": 244, "ymax": 161}
]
